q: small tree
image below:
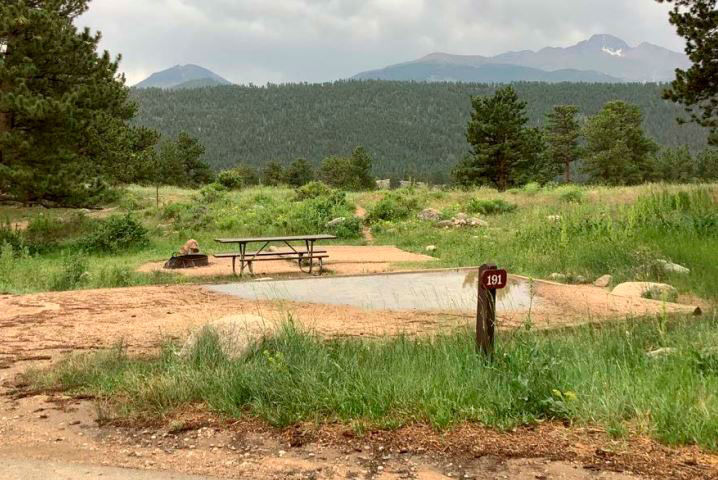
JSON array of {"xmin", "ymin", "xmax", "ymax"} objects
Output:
[
  {"xmin": 176, "ymin": 132, "xmax": 212, "ymax": 187},
  {"xmin": 319, "ymin": 155, "xmax": 353, "ymax": 189},
  {"xmin": 545, "ymin": 105, "xmax": 582, "ymax": 183},
  {"xmin": 583, "ymin": 101, "xmax": 658, "ymax": 185},
  {"xmin": 656, "ymin": 0, "xmax": 718, "ymax": 144},
  {"xmin": 349, "ymin": 146, "xmax": 375, "ymax": 190},
  {"xmin": 286, "ymin": 158, "xmax": 314, "ymax": 187},
  {"xmin": 262, "ymin": 160, "xmax": 285, "ymax": 186},
  {"xmin": 453, "ymin": 86, "xmax": 533, "ymax": 190}
]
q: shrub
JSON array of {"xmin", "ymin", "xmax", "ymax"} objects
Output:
[
  {"xmin": 467, "ymin": 198, "xmax": 518, "ymax": 215},
  {"xmin": 327, "ymin": 216, "xmax": 363, "ymax": 239},
  {"xmin": 217, "ymin": 165, "xmax": 259, "ymax": 190},
  {"xmin": 0, "ymin": 219, "xmax": 23, "ymax": 252},
  {"xmin": 367, "ymin": 192, "xmax": 421, "ymax": 222},
  {"xmin": 197, "ymin": 183, "xmax": 228, "ymax": 204},
  {"xmin": 24, "ymin": 213, "xmax": 94, "ymax": 252},
  {"xmin": 95, "ymin": 265, "xmax": 134, "ymax": 288},
  {"xmin": 81, "ymin": 215, "xmax": 149, "ymax": 253},
  {"xmin": 522, "ymin": 182, "xmax": 541, "ymax": 195},
  {"xmin": 50, "ymin": 252, "xmax": 89, "ymax": 291},
  {"xmin": 556, "ymin": 186, "xmax": 584, "ymax": 203},
  {"xmin": 295, "ymin": 181, "xmax": 333, "ymax": 201}
]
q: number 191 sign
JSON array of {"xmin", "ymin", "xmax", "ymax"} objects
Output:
[
  {"xmin": 480, "ymin": 268, "xmax": 508, "ymax": 290},
  {"xmin": 476, "ymin": 265, "xmax": 508, "ymax": 357}
]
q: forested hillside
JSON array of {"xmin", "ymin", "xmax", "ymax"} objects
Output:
[{"xmin": 132, "ymin": 81, "xmax": 709, "ymax": 182}]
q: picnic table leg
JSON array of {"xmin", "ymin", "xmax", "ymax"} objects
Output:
[
  {"xmin": 306, "ymin": 240, "xmax": 314, "ymax": 274},
  {"xmin": 238, "ymin": 242, "xmax": 246, "ymax": 277}
]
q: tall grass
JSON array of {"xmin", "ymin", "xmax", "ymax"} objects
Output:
[{"xmin": 29, "ymin": 315, "xmax": 718, "ymax": 449}]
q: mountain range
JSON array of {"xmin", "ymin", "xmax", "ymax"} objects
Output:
[
  {"xmin": 354, "ymin": 34, "xmax": 689, "ymax": 83},
  {"xmin": 134, "ymin": 64, "xmax": 232, "ymax": 89}
]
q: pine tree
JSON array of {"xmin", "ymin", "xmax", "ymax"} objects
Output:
[
  {"xmin": 583, "ymin": 101, "xmax": 658, "ymax": 185},
  {"xmin": 0, "ymin": 0, "xmax": 150, "ymax": 206},
  {"xmin": 286, "ymin": 158, "xmax": 314, "ymax": 187},
  {"xmin": 262, "ymin": 160, "xmax": 285, "ymax": 186},
  {"xmin": 349, "ymin": 146, "xmax": 375, "ymax": 190},
  {"xmin": 545, "ymin": 105, "xmax": 581, "ymax": 183},
  {"xmin": 656, "ymin": 0, "xmax": 718, "ymax": 144},
  {"xmin": 176, "ymin": 132, "xmax": 212, "ymax": 187},
  {"xmin": 453, "ymin": 86, "xmax": 533, "ymax": 190}
]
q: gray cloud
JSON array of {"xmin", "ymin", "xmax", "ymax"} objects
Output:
[{"xmin": 78, "ymin": 0, "xmax": 684, "ymax": 86}]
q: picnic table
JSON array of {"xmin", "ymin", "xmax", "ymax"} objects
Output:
[{"xmin": 214, "ymin": 234, "xmax": 337, "ymax": 277}]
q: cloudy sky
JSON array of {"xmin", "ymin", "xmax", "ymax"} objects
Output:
[{"xmin": 78, "ymin": 0, "xmax": 684, "ymax": 86}]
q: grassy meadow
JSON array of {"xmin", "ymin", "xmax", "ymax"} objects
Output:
[{"xmin": 2, "ymin": 181, "xmax": 717, "ymax": 301}]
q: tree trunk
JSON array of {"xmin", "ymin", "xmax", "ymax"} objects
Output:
[
  {"xmin": 156, "ymin": 184, "xmax": 159, "ymax": 209},
  {"xmin": 564, "ymin": 159, "xmax": 571, "ymax": 183}
]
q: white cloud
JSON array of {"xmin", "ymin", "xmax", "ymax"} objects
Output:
[{"xmin": 78, "ymin": 0, "xmax": 684, "ymax": 85}]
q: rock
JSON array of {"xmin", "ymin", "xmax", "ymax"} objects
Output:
[
  {"xmin": 468, "ymin": 217, "xmax": 489, "ymax": 228},
  {"xmin": 612, "ymin": 282, "xmax": 678, "ymax": 302},
  {"xmin": 646, "ymin": 347, "xmax": 678, "ymax": 358},
  {"xmin": 657, "ymin": 259, "xmax": 690, "ymax": 275},
  {"xmin": 417, "ymin": 208, "xmax": 441, "ymax": 222},
  {"xmin": 436, "ymin": 220, "xmax": 454, "ymax": 228},
  {"xmin": 454, "ymin": 212, "xmax": 468, "ymax": 221},
  {"xmin": 593, "ymin": 275, "xmax": 613, "ymax": 288},
  {"xmin": 452, "ymin": 218, "xmax": 468, "ymax": 226},
  {"xmin": 180, "ymin": 314, "xmax": 276, "ymax": 359},
  {"xmin": 572, "ymin": 275, "xmax": 588, "ymax": 284},
  {"xmin": 375, "ymin": 179, "xmax": 391, "ymax": 190},
  {"xmin": 326, "ymin": 217, "xmax": 346, "ymax": 228},
  {"xmin": 425, "ymin": 245, "xmax": 437, "ymax": 252},
  {"xmin": 549, "ymin": 273, "xmax": 567, "ymax": 282},
  {"xmin": 547, "ymin": 215, "xmax": 562, "ymax": 223}
]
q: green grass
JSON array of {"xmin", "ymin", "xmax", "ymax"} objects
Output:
[
  {"xmin": 1, "ymin": 183, "xmax": 717, "ymax": 301},
  {"xmin": 27, "ymin": 314, "xmax": 718, "ymax": 450}
]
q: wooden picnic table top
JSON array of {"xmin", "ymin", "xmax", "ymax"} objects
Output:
[{"xmin": 214, "ymin": 234, "xmax": 337, "ymax": 244}]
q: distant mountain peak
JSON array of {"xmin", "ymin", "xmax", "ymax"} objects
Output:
[
  {"xmin": 135, "ymin": 64, "xmax": 231, "ymax": 89},
  {"xmin": 353, "ymin": 34, "xmax": 688, "ymax": 83}
]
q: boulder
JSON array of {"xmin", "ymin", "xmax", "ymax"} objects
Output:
[
  {"xmin": 468, "ymin": 217, "xmax": 489, "ymax": 228},
  {"xmin": 572, "ymin": 275, "xmax": 588, "ymax": 284},
  {"xmin": 656, "ymin": 259, "xmax": 690, "ymax": 275},
  {"xmin": 375, "ymin": 179, "xmax": 391, "ymax": 190},
  {"xmin": 326, "ymin": 217, "xmax": 346, "ymax": 228},
  {"xmin": 180, "ymin": 314, "xmax": 276, "ymax": 360},
  {"xmin": 436, "ymin": 220, "xmax": 454, "ymax": 228},
  {"xmin": 417, "ymin": 208, "xmax": 441, "ymax": 222},
  {"xmin": 593, "ymin": 275, "xmax": 613, "ymax": 288},
  {"xmin": 612, "ymin": 282, "xmax": 677, "ymax": 301},
  {"xmin": 549, "ymin": 273, "xmax": 567, "ymax": 283},
  {"xmin": 425, "ymin": 245, "xmax": 437, "ymax": 252}
]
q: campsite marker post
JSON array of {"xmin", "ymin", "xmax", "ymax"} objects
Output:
[{"xmin": 476, "ymin": 264, "xmax": 508, "ymax": 356}]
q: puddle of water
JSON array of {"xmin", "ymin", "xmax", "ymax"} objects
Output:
[{"xmin": 207, "ymin": 269, "xmax": 539, "ymax": 314}]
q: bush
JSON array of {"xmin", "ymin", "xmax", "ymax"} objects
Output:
[
  {"xmin": 522, "ymin": 182, "xmax": 542, "ymax": 195},
  {"xmin": 0, "ymin": 219, "xmax": 23, "ymax": 252},
  {"xmin": 80, "ymin": 215, "xmax": 149, "ymax": 253},
  {"xmin": 197, "ymin": 183, "xmax": 228, "ymax": 204},
  {"xmin": 50, "ymin": 252, "xmax": 89, "ymax": 291},
  {"xmin": 327, "ymin": 216, "xmax": 363, "ymax": 239},
  {"xmin": 466, "ymin": 198, "xmax": 518, "ymax": 215},
  {"xmin": 367, "ymin": 192, "xmax": 422, "ymax": 222},
  {"xmin": 295, "ymin": 181, "xmax": 333, "ymax": 201},
  {"xmin": 24, "ymin": 213, "xmax": 94, "ymax": 252},
  {"xmin": 556, "ymin": 186, "xmax": 584, "ymax": 203},
  {"xmin": 217, "ymin": 165, "xmax": 259, "ymax": 190}
]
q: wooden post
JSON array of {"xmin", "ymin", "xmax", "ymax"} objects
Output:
[{"xmin": 476, "ymin": 264, "xmax": 497, "ymax": 356}]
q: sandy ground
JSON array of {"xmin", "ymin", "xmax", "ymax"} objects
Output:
[
  {"xmin": 138, "ymin": 246, "xmax": 436, "ymax": 277},
  {"xmin": 0, "ymin": 274, "xmax": 712, "ymax": 479}
]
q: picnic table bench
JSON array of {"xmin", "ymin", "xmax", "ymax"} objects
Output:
[{"xmin": 214, "ymin": 234, "xmax": 337, "ymax": 276}]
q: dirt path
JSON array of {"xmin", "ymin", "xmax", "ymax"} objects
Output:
[{"xmin": 355, "ymin": 206, "xmax": 374, "ymax": 243}]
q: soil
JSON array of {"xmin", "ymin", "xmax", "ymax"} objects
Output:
[
  {"xmin": 137, "ymin": 246, "xmax": 436, "ymax": 277},
  {"xmin": 0, "ymin": 275, "xmax": 713, "ymax": 478}
]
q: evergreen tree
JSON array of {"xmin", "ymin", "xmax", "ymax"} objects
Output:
[
  {"xmin": 0, "ymin": 0, "xmax": 150, "ymax": 206},
  {"xmin": 285, "ymin": 158, "xmax": 314, "ymax": 187},
  {"xmin": 583, "ymin": 101, "xmax": 658, "ymax": 185},
  {"xmin": 349, "ymin": 146, "xmax": 375, "ymax": 190},
  {"xmin": 262, "ymin": 160, "xmax": 285, "ymax": 186},
  {"xmin": 453, "ymin": 86, "xmax": 534, "ymax": 190},
  {"xmin": 176, "ymin": 132, "xmax": 212, "ymax": 187},
  {"xmin": 657, "ymin": 0, "xmax": 718, "ymax": 144},
  {"xmin": 545, "ymin": 105, "xmax": 582, "ymax": 182}
]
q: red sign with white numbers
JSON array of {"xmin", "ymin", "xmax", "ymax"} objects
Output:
[{"xmin": 480, "ymin": 269, "xmax": 508, "ymax": 289}]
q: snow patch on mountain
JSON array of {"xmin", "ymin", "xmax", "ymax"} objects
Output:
[{"xmin": 602, "ymin": 47, "xmax": 623, "ymax": 57}]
